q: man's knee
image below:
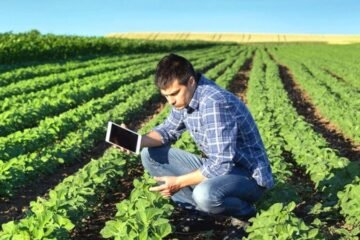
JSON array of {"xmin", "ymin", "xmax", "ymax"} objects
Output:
[{"xmin": 192, "ymin": 181, "xmax": 222, "ymax": 214}]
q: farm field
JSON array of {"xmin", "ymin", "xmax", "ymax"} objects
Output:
[{"xmin": 0, "ymin": 32, "xmax": 359, "ymax": 239}]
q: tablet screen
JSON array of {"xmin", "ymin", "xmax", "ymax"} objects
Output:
[{"xmin": 106, "ymin": 122, "xmax": 140, "ymax": 153}]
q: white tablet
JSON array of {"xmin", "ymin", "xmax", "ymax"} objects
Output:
[{"xmin": 105, "ymin": 121, "xmax": 142, "ymax": 154}]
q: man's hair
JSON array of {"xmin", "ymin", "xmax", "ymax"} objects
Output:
[{"xmin": 155, "ymin": 53, "xmax": 197, "ymax": 89}]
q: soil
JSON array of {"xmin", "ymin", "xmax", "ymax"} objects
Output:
[{"xmin": 229, "ymin": 56, "xmax": 253, "ymax": 104}]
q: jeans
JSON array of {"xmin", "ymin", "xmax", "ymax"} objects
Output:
[{"xmin": 141, "ymin": 145, "xmax": 266, "ymax": 217}]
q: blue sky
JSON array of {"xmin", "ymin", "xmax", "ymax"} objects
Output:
[{"xmin": 0, "ymin": 0, "xmax": 359, "ymax": 36}]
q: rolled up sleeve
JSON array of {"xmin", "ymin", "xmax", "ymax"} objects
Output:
[
  {"xmin": 153, "ymin": 108, "xmax": 186, "ymax": 145},
  {"xmin": 199, "ymin": 101, "xmax": 238, "ymax": 178}
]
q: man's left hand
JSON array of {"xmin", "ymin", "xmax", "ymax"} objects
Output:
[{"xmin": 149, "ymin": 176, "xmax": 181, "ymax": 198}]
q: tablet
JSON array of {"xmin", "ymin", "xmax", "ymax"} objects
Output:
[{"xmin": 105, "ymin": 121, "xmax": 142, "ymax": 154}]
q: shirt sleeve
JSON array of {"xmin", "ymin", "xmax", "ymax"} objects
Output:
[
  {"xmin": 200, "ymin": 100, "xmax": 237, "ymax": 178},
  {"xmin": 152, "ymin": 108, "xmax": 186, "ymax": 144}
]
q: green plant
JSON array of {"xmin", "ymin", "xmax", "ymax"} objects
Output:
[
  {"xmin": 245, "ymin": 202, "xmax": 320, "ymax": 240},
  {"xmin": 100, "ymin": 174, "xmax": 174, "ymax": 240}
]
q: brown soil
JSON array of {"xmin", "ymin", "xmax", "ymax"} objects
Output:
[{"xmin": 229, "ymin": 56, "xmax": 253, "ymax": 104}]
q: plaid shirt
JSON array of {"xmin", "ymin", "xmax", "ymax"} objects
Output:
[{"xmin": 153, "ymin": 75, "xmax": 274, "ymax": 189}]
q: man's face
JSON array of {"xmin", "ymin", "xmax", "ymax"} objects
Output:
[{"xmin": 160, "ymin": 77, "xmax": 196, "ymax": 110}]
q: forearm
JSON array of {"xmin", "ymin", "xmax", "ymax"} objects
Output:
[
  {"xmin": 141, "ymin": 130, "xmax": 164, "ymax": 148},
  {"xmin": 149, "ymin": 169, "xmax": 207, "ymax": 197},
  {"xmin": 176, "ymin": 169, "xmax": 206, "ymax": 188}
]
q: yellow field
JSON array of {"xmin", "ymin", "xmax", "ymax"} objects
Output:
[{"xmin": 107, "ymin": 32, "xmax": 360, "ymax": 44}]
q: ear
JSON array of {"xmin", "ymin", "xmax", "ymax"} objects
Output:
[{"xmin": 188, "ymin": 76, "xmax": 195, "ymax": 86}]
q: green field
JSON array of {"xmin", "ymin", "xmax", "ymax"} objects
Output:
[{"xmin": 0, "ymin": 32, "xmax": 359, "ymax": 239}]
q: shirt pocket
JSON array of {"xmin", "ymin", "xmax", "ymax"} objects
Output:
[{"xmin": 194, "ymin": 126, "xmax": 208, "ymax": 152}]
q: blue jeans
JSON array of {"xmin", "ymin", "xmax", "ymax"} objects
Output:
[{"xmin": 141, "ymin": 145, "xmax": 265, "ymax": 217}]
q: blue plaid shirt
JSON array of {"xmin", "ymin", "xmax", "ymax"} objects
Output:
[{"xmin": 154, "ymin": 75, "xmax": 274, "ymax": 189}]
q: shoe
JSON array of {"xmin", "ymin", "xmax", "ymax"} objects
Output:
[
  {"xmin": 230, "ymin": 217, "xmax": 250, "ymax": 229},
  {"xmin": 230, "ymin": 210, "xmax": 256, "ymax": 228}
]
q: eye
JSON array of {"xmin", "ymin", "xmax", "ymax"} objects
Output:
[{"xmin": 171, "ymin": 90, "xmax": 180, "ymax": 96}]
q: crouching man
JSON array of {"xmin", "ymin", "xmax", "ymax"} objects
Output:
[{"xmin": 140, "ymin": 53, "xmax": 274, "ymax": 221}]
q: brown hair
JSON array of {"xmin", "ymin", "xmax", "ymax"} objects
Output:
[{"xmin": 155, "ymin": 53, "xmax": 197, "ymax": 89}]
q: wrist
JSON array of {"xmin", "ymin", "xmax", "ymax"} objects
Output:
[{"xmin": 175, "ymin": 176, "xmax": 185, "ymax": 189}]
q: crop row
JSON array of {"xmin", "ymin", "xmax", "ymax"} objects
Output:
[
  {"xmin": 244, "ymin": 50, "xmax": 359, "ymax": 238},
  {"xmin": 272, "ymin": 47, "xmax": 359, "ymax": 106},
  {"xmin": 0, "ymin": 45, "xmax": 229, "ymax": 102},
  {"xmin": 0, "ymin": 46, "xmax": 234, "ymax": 160},
  {"xmin": 0, "ymin": 60, "xmax": 156, "ymax": 136},
  {"xmin": 270, "ymin": 48, "xmax": 359, "ymax": 143},
  {"xmin": 0, "ymin": 53, "xmax": 143, "ymax": 87},
  {"xmin": 270, "ymin": 44, "xmax": 360, "ymax": 89},
  {"xmin": 0, "ymin": 45, "xmax": 231, "ymax": 114},
  {"xmin": 0, "ymin": 45, "xmax": 226, "ymax": 88},
  {"xmin": 0, "ymin": 30, "xmax": 218, "ymax": 64}
]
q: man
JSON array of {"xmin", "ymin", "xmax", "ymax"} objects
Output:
[{"xmin": 140, "ymin": 53, "xmax": 274, "ymax": 220}]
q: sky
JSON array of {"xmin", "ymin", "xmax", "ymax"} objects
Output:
[{"xmin": 0, "ymin": 0, "xmax": 359, "ymax": 36}]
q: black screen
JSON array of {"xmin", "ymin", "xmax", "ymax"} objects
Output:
[{"xmin": 109, "ymin": 124, "xmax": 139, "ymax": 152}]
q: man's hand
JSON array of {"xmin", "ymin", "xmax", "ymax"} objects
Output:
[
  {"xmin": 149, "ymin": 176, "xmax": 181, "ymax": 198},
  {"xmin": 111, "ymin": 145, "xmax": 132, "ymax": 154},
  {"xmin": 149, "ymin": 170, "xmax": 206, "ymax": 198}
]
